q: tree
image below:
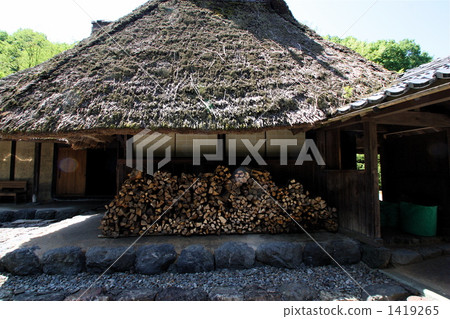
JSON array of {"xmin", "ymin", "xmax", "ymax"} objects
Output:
[
  {"xmin": 326, "ymin": 36, "xmax": 432, "ymax": 72},
  {"xmin": 0, "ymin": 29, "xmax": 73, "ymax": 78},
  {"xmin": 0, "ymin": 31, "xmax": 7, "ymax": 41}
]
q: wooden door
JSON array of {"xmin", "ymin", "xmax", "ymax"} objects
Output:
[{"xmin": 56, "ymin": 148, "xmax": 87, "ymax": 196}]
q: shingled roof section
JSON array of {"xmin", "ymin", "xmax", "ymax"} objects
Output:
[
  {"xmin": 0, "ymin": 0, "xmax": 394, "ymax": 141},
  {"xmin": 332, "ymin": 56, "xmax": 450, "ymax": 118}
]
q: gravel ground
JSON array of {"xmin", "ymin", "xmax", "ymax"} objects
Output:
[
  {"xmin": 0, "ymin": 263, "xmax": 401, "ymax": 301},
  {"xmin": 0, "ymin": 211, "xmax": 408, "ymax": 301}
]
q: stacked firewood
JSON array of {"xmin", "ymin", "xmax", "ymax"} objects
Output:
[{"xmin": 100, "ymin": 166, "xmax": 338, "ymax": 237}]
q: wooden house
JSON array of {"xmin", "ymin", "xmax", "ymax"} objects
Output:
[
  {"xmin": 2, "ymin": 0, "xmax": 448, "ymax": 243},
  {"xmin": 311, "ymin": 57, "xmax": 450, "ymax": 243}
]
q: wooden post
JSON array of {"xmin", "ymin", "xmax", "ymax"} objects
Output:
[
  {"xmin": 325, "ymin": 128, "xmax": 341, "ymax": 169},
  {"xmin": 447, "ymin": 129, "xmax": 450, "ymax": 174},
  {"xmin": 116, "ymin": 135, "xmax": 127, "ymax": 195},
  {"xmin": 315, "ymin": 130, "xmax": 326, "ymax": 163},
  {"xmin": 314, "ymin": 130, "xmax": 327, "ymax": 196},
  {"xmin": 32, "ymin": 143, "xmax": 42, "ymax": 202},
  {"xmin": 363, "ymin": 121, "xmax": 381, "ymax": 239},
  {"xmin": 379, "ymin": 136, "xmax": 388, "ymax": 202},
  {"xmin": 9, "ymin": 141, "xmax": 16, "ymax": 181}
]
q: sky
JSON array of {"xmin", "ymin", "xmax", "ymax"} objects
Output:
[{"xmin": 0, "ymin": 0, "xmax": 448, "ymax": 58}]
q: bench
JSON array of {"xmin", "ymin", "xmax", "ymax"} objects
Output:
[{"xmin": 0, "ymin": 181, "xmax": 28, "ymax": 204}]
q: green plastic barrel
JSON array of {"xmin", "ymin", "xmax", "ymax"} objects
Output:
[{"xmin": 400, "ymin": 202, "xmax": 437, "ymax": 237}]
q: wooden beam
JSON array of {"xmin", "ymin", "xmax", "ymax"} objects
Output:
[
  {"xmin": 383, "ymin": 127, "xmax": 441, "ymax": 138},
  {"xmin": 363, "ymin": 121, "xmax": 381, "ymax": 239},
  {"xmin": 370, "ymin": 88, "xmax": 450, "ymax": 119},
  {"xmin": 321, "ymin": 115, "xmax": 364, "ymax": 131},
  {"xmin": 375, "ymin": 111, "xmax": 450, "ymax": 127},
  {"xmin": 321, "ymin": 83, "xmax": 450, "ymax": 126}
]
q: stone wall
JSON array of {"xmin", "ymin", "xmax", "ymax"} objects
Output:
[{"xmin": 0, "ymin": 239, "xmax": 362, "ymax": 277}]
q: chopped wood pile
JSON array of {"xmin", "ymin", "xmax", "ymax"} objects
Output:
[{"xmin": 100, "ymin": 166, "xmax": 338, "ymax": 237}]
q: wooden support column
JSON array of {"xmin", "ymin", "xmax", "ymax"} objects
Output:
[
  {"xmin": 363, "ymin": 121, "xmax": 381, "ymax": 239},
  {"xmin": 9, "ymin": 141, "xmax": 16, "ymax": 181},
  {"xmin": 379, "ymin": 137, "xmax": 388, "ymax": 201},
  {"xmin": 316, "ymin": 130, "xmax": 327, "ymax": 185},
  {"xmin": 32, "ymin": 143, "xmax": 42, "ymax": 203},
  {"xmin": 325, "ymin": 128, "xmax": 341, "ymax": 169},
  {"xmin": 447, "ymin": 129, "xmax": 450, "ymax": 174},
  {"xmin": 315, "ymin": 130, "xmax": 326, "ymax": 162},
  {"xmin": 116, "ymin": 135, "xmax": 127, "ymax": 195}
]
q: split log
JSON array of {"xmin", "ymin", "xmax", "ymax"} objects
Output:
[{"xmin": 100, "ymin": 166, "xmax": 338, "ymax": 237}]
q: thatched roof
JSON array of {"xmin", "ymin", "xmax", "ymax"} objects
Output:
[{"xmin": 0, "ymin": 0, "xmax": 395, "ymax": 143}]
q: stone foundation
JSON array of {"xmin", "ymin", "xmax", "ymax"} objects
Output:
[{"xmin": 0, "ymin": 239, "xmax": 360, "ymax": 276}]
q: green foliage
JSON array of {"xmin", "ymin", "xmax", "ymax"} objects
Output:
[
  {"xmin": 343, "ymin": 86, "xmax": 354, "ymax": 99},
  {"xmin": 0, "ymin": 29, "xmax": 73, "ymax": 78},
  {"xmin": 0, "ymin": 31, "xmax": 8, "ymax": 42},
  {"xmin": 326, "ymin": 36, "xmax": 432, "ymax": 72},
  {"xmin": 356, "ymin": 153, "xmax": 382, "ymax": 187},
  {"xmin": 356, "ymin": 153, "xmax": 365, "ymax": 171}
]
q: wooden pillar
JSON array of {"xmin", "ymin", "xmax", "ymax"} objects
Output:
[
  {"xmin": 32, "ymin": 143, "xmax": 42, "ymax": 202},
  {"xmin": 325, "ymin": 128, "xmax": 341, "ymax": 169},
  {"xmin": 9, "ymin": 141, "xmax": 16, "ymax": 181},
  {"xmin": 447, "ymin": 129, "xmax": 450, "ymax": 174},
  {"xmin": 315, "ymin": 130, "xmax": 326, "ymax": 160},
  {"xmin": 363, "ymin": 121, "xmax": 381, "ymax": 239},
  {"xmin": 379, "ymin": 136, "xmax": 388, "ymax": 201},
  {"xmin": 116, "ymin": 135, "xmax": 126, "ymax": 195},
  {"xmin": 314, "ymin": 130, "xmax": 327, "ymax": 195}
]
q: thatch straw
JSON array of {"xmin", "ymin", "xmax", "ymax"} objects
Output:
[{"xmin": 0, "ymin": 0, "xmax": 395, "ymax": 140}]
